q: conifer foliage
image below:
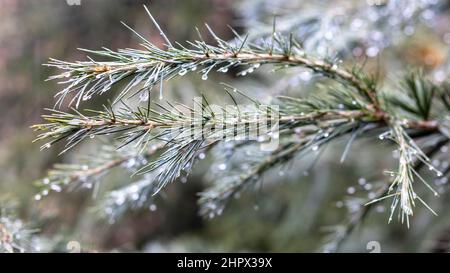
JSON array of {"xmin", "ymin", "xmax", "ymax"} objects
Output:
[{"xmin": 31, "ymin": 1, "xmax": 449, "ymax": 251}]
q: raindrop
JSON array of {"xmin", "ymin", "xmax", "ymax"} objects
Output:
[
  {"xmin": 178, "ymin": 69, "xmax": 188, "ymax": 76},
  {"xmin": 201, "ymin": 74, "xmax": 208, "ymax": 80},
  {"xmin": 139, "ymin": 91, "xmax": 149, "ymax": 102},
  {"xmin": 34, "ymin": 194, "xmax": 42, "ymax": 201},
  {"xmin": 218, "ymin": 163, "xmax": 227, "ymax": 171},
  {"xmin": 198, "ymin": 153, "xmax": 206, "ymax": 159},
  {"xmin": 347, "ymin": 187, "xmax": 356, "ymax": 194},
  {"xmin": 115, "ymin": 196, "xmax": 125, "ymax": 206},
  {"xmin": 312, "ymin": 145, "xmax": 319, "ymax": 151},
  {"xmin": 358, "ymin": 178, "xmax": 366, "ymax": 185},
  {"xmin": 432, "ymin": 159, "xmax": 440, "ymax": 167},
  {"xmin": 149, "ymin": 204, "xmax": 157, "ymax": 211},
  {"xmin": 366, "ymin": 47, "xmax": 379, "ymax": 57},
  {"xmin": 51, "ymin": 184, "xmax": 62, "ymax": 192},
  {"xmin": 82, "ymin": 95, "xmax": 92, "ymax": 101},
  {"xmin": 43, "ymin": 178, "xmax": 50, "ymax": 185},
  {"xmin": 131, "ymin": 193, "xmax": 139, "ymax": 201}
]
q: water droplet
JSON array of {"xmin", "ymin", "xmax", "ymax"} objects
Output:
[
  {"xmin": 218, "ymin": 163, "xmax": 227, "ymax": 171},
  {"xmin": 312, "ymin": 145, "xmax": 319, "ymax": 151},
  {"xmin": 219, "ymin": 67, "xmax": 228, "ymax": 73},
  {"xmin": 366, "ymin": 47, "xmax": 379, "ymax": 57},
  {"xmin": 43, "ymin": 178, "xmax": 50, "ymax": 185},
  {"xmin": 364, "ymin": 183, "xmax": 372, "ymax": 191},
  {"xmin": 139, "ymin": 91, "xmax": 149, "ymax": 102},
  {"xmin": 81, "ymin": 165, "xmax": 89, "ymax": 171},
  {"xmin": 336, "ymin": 201, "xmax": 344, "ymax": 208},
  {"xmin": 131, "ymin": 193, "xmax": 139, "ymax": 201},
  {"xmin": 198, "ymin": 153, "xmax": 206, "ymax": 160},
  {"xmin": 149, "ymin": 204, "xmax": 157, "ymax": 211},
  {"xmin": 347, "ymin": 187, "xmax": 356, "ymax": 194},
  {"xmin": 50, "ymin": 184, "xmax": 62, "ymax": 192},
  {"xmin": 42, "ymin": 190, "xmax": 49, "ymax": 196},
  {"xmin": 82, "ymin": 95, "xmax": 92, "ymax": 101},
  {"xmin": 201, "ymin": 74, "xmax": 208, "ymax": 80},
  {"xmin": 191, "ymin": 66, "xmax": 197, "ymax": 71},
  {"xmin": 358, "ymin": 178, "xmax": 366, "ymax": 185},
  {"xmin": 34, "ymin": 194, "xmax": 42, "ymax": 201},
  {"xmin": 89, "ymin": 135, "xmax": 95, "ymax": 139},
  {"xmin": 115, "ymin": 196, "xmax": 125, "ymax": 206},
  {"xmin": 253, "ymin": 63, "xmax": 260, "ymax": 69},
  {"xmin": 178, "ymin": 69, "xmax": 188, "ymax": 76},
  {"xmin": 432, "ymin": 159, "xmax": 440, "ymax": 167}
]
